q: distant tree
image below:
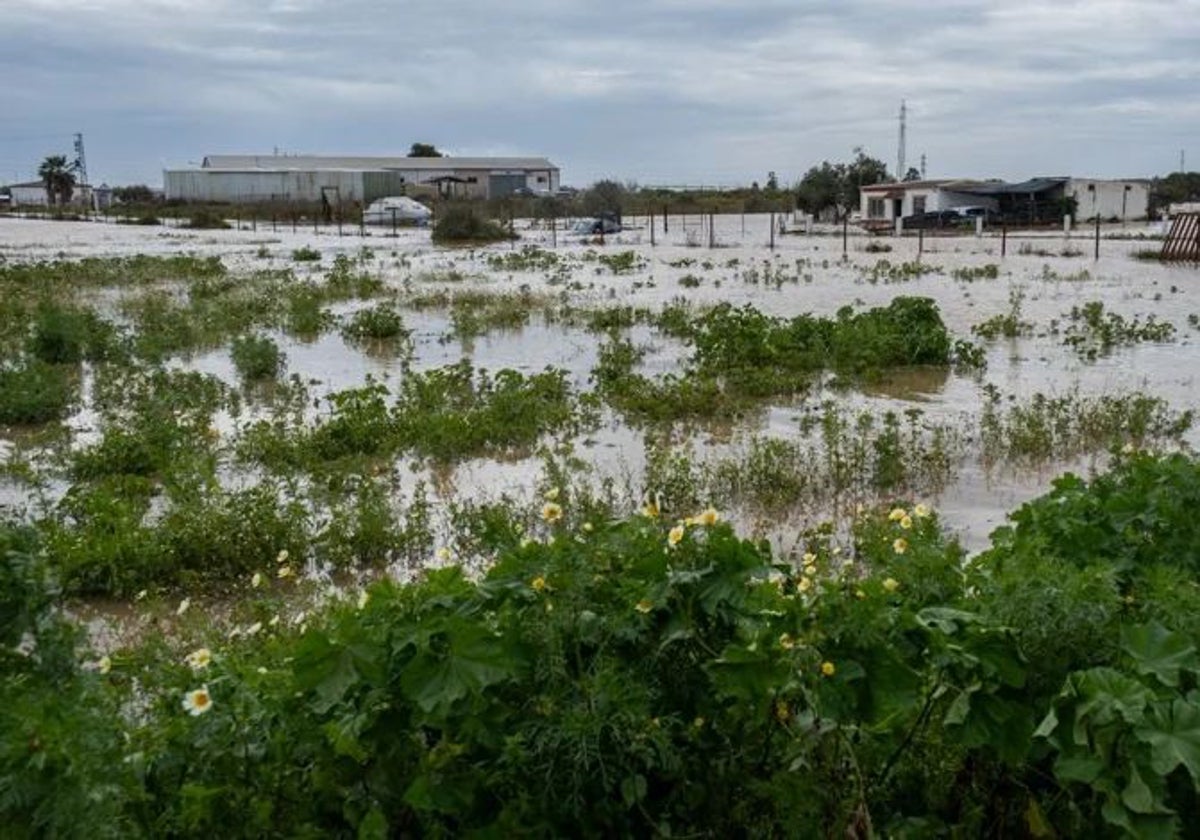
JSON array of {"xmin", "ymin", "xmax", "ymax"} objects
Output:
[
  {"xmin": 113, "ymin": 184, "xmax": 156, "ymax": 204},
  {"xmin": 903, "ymin": 167, "xmax": 922, "ymax": 182},
  {"xmin": 581, "ymin": 179, "xmax": 625, "ymax": 218},
  {"xmin": 407, "ymin": 143, "xmax": 444, "ymax": 158},
  {"xmin": 1150, "ymin": 171, "xmax": 1200, "ymax": 216},
  {"xmin": 765, "ymin": 171, "xmax": 780, "ymax": 192},
  {"xmin": 38, "ymin": 155, "xmax": 76, "ymax": 206},
  {"xmin": 795, "ymin": 149, "xmax": 889, "ymax": 219}
]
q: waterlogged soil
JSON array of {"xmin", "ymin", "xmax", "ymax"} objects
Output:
[{"xmin": 3, "ymin": 215, "xmax": 1198, "ymax": 567}]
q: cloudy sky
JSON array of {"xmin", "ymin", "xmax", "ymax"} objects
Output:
[{"xmin": 1, "ymin": 0, "xmax": 1196, "ymax": 188}]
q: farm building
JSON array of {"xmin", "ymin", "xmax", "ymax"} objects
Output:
[
  {"xmin": 3, "ymin": 180, "xmax": 94, "ymax": 208},
  {"xmin": 860, "ymin": 177, "xmax": 1149, "ymax": 225},
  {"xmin": 163, "ymin": 154, "xmax": 560, "ymax": 204}
]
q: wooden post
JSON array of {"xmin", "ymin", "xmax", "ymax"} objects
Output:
[
  {"xmin": 842, "ymin": 214, "xmax": 848, "ymax": 255},
  {"xmin": 649, "ymin": 210, "xmax": 655, "ymax": 246},
  {"xmin": 272, "ymin": 214, "xmax": 277, "ymax": 233},
  {"xmin": 770, "ymin": 212, "xmax": 776, "ymax": 250},
  {"xmin": 918, "ymin": 227, "xmax": 924, "ymax": 257},
  {"xmin": 552, "ymin": 213, "xmax": 557, "ymax": 248},
  {"xmin": 1001, "ymin": 222, "xmax": 1007, "ymax": 257},
  {"xmin": 708, "ymin": 212, "xmax": 715, "ymax": 248},
  {"xmin": 1094, "ymin": 215, "xmax": 1100, "ymax": 260},
  {"xmin": 391, "ymin": 208, "xmax": 397, "ymax": 236},
  {"xmin": 663, "ymin": 204, "xmax": 668, "ymax": 233}
]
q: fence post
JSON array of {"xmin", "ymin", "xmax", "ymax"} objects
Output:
[
  {"xmin": 1001, "ymin": 222, "xmax": 1007, "ymax": 257},
  {"xmin": 649, "ymin": 210, "xmax": 655, "ymax": 246},
  {"xmin": 708, "ymin": 212, "xmax": 715, "ymax": 248},
  {"xmin": 1094, "ymin": 215, "xmax": 1100, "ymax": 260},
  {"xmin": 842, "ymin": 214, "xmax": 848, "ymax": 255},
  {"xmin": 918, "ymin": 227, "xmax": 924, "ymax": 258},
  {"xmin": 770, "ymin": 212, "xmax": 775, "ymax": 250},
  {"xmin": 663, "ymin": 204, "xmax": 668, "ymax": 234}
]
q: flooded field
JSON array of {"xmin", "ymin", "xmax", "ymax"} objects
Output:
[{"xmin": 1, "ymin": 213, "xmax": 1196, "ymax": 622}]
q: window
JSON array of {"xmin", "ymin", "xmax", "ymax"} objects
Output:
[
  {"xmin": 912, "ymin": 195, "xmax": 926, "ymax": 214},
  {"xmin": 467, "ymin": 176, "xmax": 478, "ymax": 184},
  {"xmin": 537, "ymin": 175, "xmax": 547, "ymax": 183},
  {"xmin": 867, "ymin": 198, "xmax": 885, "ymax": 218}
]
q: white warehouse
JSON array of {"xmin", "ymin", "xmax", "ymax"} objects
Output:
[{"xmin": 164, "ymin": 154, "xmax": 561, "ymax": 204}]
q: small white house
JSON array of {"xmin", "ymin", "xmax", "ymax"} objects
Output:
[
  {"xmin": 1066, "ymin": 179, "xmax": 1149, "ymax": 221},
  {"xmin": 859, "ymin": 179, "xmax": 996, "ymax": 223},
  {"xmin": 4, "ymin": 180, "xmax": 93, "ymax": 208}
]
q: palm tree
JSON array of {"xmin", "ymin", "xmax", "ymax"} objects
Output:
[{"xmin": 38, "ymin": 155, "xmax": 76, "ymax": 206}]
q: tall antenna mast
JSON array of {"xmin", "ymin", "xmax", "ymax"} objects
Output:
[
  {"xmin": 920, "ymin": 153, "xmax": 927, "ymax": 180},
  {"xmin": 72, "ymin": 132, "xmax": 88, "ymax": 187},
  {"xmin": 897, "ymin": 100, "xmax": 907, "ymax": 180}
]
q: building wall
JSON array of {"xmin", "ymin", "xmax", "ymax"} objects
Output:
[
  {"xmin": 1067, "ymin": 179, "xmax": 1149, "ymax": 221},
  {"xmin": 933, "ymin": 190, "xmax": 999, "ymax": 213},
  {"xmin": 165, "ymin": 164, "xmax": 562, "ymax": 203},
  {"xmin": 165, "ymin": 170, "xmax": 367, "ymax": 203},
  {"xmin": 9, "ymin": 185, "xmax": 49, "ymax": 206}
]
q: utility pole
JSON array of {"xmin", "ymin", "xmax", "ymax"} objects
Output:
[
  {"xmin": 897, "ymin": 99, "xmax": 907, "ymax": 180},
  {"xmin": 920, "ymin": 153, "xmax": 926, "ymax": 180},
  {"xmin": 72, "ymin": 132, "xmax": 88, "ymax": 188}
]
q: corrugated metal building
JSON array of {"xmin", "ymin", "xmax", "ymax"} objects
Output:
[{"xmin": 164, "ymin": 155, "xmax": 560, "ymax": 203}]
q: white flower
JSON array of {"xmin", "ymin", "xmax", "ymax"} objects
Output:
[
  {"xmin": 97, "ymin": 655, "xmax": 112, "ymax": 675},
  {"xmin": 276, "ymin": 549, "xmax": 289, "ymax": 565},
  {"xmin": 245, "ymin": 622, "xmax": 263, "ymax": 636},
  {"xmin": 184, "ymin": 647, "xmax": 212, "ymax": 670},
  {"xmin": 175, "ymin": 598, "xmax": 191, "ymax": 617},
  {"xmin": 250, "ymin": 572, "xmax": 263, "ymax": 589},
  {"xmin": 357, "ymin": 590, "xmax": 370, "ymax": 610},
  {"xmin": 182, "ymin": 686, "xmax": 213, "ymax": 716},
  {"xmin": 277, "ymin": 565, "xmax": 294, "ymax": 579}
]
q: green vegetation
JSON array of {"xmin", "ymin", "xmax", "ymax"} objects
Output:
[
  {"xmin": 0, "ymin": 360, "xmax": 76, "ymax": 425},
  {"xmin": 1060, "ymin": 301, "xmax": 1177, "ymax": 359},
  {"xmin": 432, "ymin": 204, "xmax": 514, "ymax": 245},
  {"xmin": 291, "ymin": 245, "xmax": 321, "ymax": 262},
  {"xmin": 10, "ymin": 454, "xmax": 1200, "ymax": 835},
  {"xmin": 972, "ymin": 286, "xmax": 1034, "ymax": 339},
  {"xmin": 230, "ymin": 334, "xmax": 285, "ymax": 381}
]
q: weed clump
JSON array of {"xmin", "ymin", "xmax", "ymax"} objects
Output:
[
  {"xmin": 291, "ymin": 246, "xmax": 321, "ymax": 262},
  {"xmin": 231, "ymin": 334, "xmax": 285, "ymax": 381},
  {"xmin": 0, "ymin": 360, "xmax": 75, "ymax": 425},
  {"xmin": 432, "ymin": 205, "xmax": 515, "ymax": 245}
]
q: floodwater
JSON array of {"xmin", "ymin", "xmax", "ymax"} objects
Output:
[{"xmin": 3, "ymin": 213, "xmax": 1199, "ymax": 565}]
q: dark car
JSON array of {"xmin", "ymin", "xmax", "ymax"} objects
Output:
[
  {"xmin": 571, "ymin": 214, "xmax": 622, "ymax": 235},
  {"xmin": 901, "ymin": 210, "xmax": 965, "ymax": 230},
  {"xmin": 955, "ymin": 206, "xmax": 1002, "ymax": 225}
]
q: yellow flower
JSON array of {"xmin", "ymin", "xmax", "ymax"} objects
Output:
[
  {"xmin": 802, "ymin": 552, "xmax": 817, "ymax": 565},
  {"xmin": 135, "ymin": 589, "xmax": 148, "ymax": 601},
  {"xmin": 245, "ymin": 621, "xmax": 263, "ymax": 636},
  {"xmin": 436, "ymin": 547, "xmax": 452, "ymax": 562},
  {"xmin": 182, "ymin": 686, "xmax": 213, "ymax": 716},
  {"xmin": 797, "ymin": 576, "xmax": 813, "ymax": 593},
  {"xmin": 276, "ymin": 549, "xmax": 289, "ymax": 565},
  {"xmin": 277, "ymin": 565, "xmax": 294, "ymax": 579},
  {"xmin": 543, "ymin": 486, "xmax": 560, "ymax": 502},
  {"xmin": 820, "ymin": 661, "xmax": 836, "ymax": 677},
  {"xmin": 803, "ymin": 563, "xmax": 817, "ymax": 577},
  {"xmin": 883, "ymin": 578, "xmax": 900, "ymax": 593},
  {"xmin": 97, "ymin": 655, "xmax": 112, "ymax": 675},
  {"xmin": 893, "ymin": 538, "xmax": 908, "ymax": 555},
  {"xmin": 698, "ymin": 507, "xmax": 719, "ymax": 526},
  {"xmin": 175, "ymin": 598, "xmax": 191, "ymax": 617},
  {"xmin": 774, "ymin": 700, "xmax": 791, "ymax": 723},
  {"xmin": 582, "ymin": 521, "xmax": 594, "ymax": 533},
  {"xmin": 635, "ymin": 598, "xmax": 653, "ymax": 614},
  {"xmin": 357, "ymin": 590, "xmax": 370, "ymax": 610},
  {"xmin": 541, "ymin": 502, "xmax": 563, "ymax": 523},
  {"xmin": 667, "ymin": 524, "xmax": 685, "ymax": 547},
  {"xmin": 913, "ymin": 503, "xmax": 931, "ymax": 519},
  {"xmin": 888, "ymin": 507, "xmax": 907, "ymax": 522},
  {"xmin": 693, "ymin": 716, "xmax": 705, "ymax": 729},
  {"xmin": 778, "ymin": 633, "xmax": 796, "ymax": 650},
  {"xmin": 1121, "ymin": 442, "xmax": 1135, "ymax": 455},
  {"xmin": 250, "ymin": 572, "xmax": 263, "ymax": 589},
  {"xmin": 855, "ymin": 589, "xmax": 866, "ymax": 599},
  {"xmin": 184, "ymin": 647, "xmax": 212, "ymax": 670},
  {"xmin": 531, "ymin": 576, "xmax": 547, "ymax": 592},
  {"xmin": 899, "ymin": 515, "xmax": 913, "ymax": 530}
]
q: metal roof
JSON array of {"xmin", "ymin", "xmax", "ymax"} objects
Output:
[
  {"xmin": 953, "ymin": 177, "xmax": 1068, "ymax": 196},
  {"xmin": 200, "ymin": 155, "xmax": 557, "ymax": 171}
]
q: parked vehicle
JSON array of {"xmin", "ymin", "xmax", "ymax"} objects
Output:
[
  {"xmin": 901, "ymin": 210, "xmax": 964, "ymax": 230},
  {"xmin": 361, "ymin": 196, "xmax": 431, "ymax": 226},
  {"xmin": 955, "ymin": 206, "xmax": 1002, "ymax": 225},
  {"xmin": 570, "ymin": 214, "xmax": 622, "ymax": 235}
]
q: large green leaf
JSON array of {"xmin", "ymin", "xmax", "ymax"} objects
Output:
[
  {"xmin": 399, "ymin": 623, "xmax": 517, "ymax": 715},
  {"xmin": 1136, "ymin": 699, "xmax": 1200, "ymax": 781},
  {"xmin": 1121, "ymin": 622, "xmax": 1198, "ymax": 688}
]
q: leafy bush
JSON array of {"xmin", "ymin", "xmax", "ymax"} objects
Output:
[
  {"xmin": 185, "ymin": 208, "xmax": 231, "ymax": 229},
  {"xmin": 341, "ymin": 303, "xmax": 410, "ymax": 342},
  {"xmin": 291, "ymin": 246, "xmax": 321, "ymax": 262},
  {"xmin": 0, "ymin": 359, "xmax": 76, "ymax": 424},
  {"xmin": 431, "ymin": 204, "xmax": 515, "ymax": 244},
  {"xmin": 230, "ymin": 333, "xmax": 284, "ymax": 381}
]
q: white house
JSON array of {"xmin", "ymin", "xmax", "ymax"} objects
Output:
[{"xmin": 3, "ymin": 180, "xmax": 93, "ymax": 208}]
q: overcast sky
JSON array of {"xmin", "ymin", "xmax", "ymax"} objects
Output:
[{"xmin": 1, "ymin": 0, "xmax": 1196, "ymax": 188}]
